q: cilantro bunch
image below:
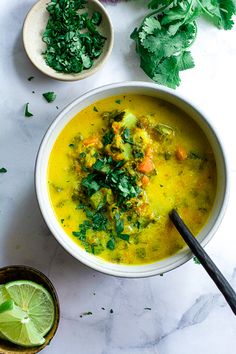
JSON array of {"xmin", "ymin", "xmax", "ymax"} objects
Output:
[
  {"xmin": 131, "ymin": 0, "xmax": 236, "ymax": 88},
  {"xmin": 42, "ymin": 0, "xmax": 106, "ymax": 73}
]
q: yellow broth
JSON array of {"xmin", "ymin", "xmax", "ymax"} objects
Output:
[{"xmin": 48, "ymin": 94, "xmax": 216, "ymax": 265}]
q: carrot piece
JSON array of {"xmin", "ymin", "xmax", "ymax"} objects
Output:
[
  {"xmin": 112, "ymin": 122, "xmax": 120, "ymax": 134},
  {"xmin": 83, "ymin": 136, "xmax": 99, "ymax": 146},
  {"xmin": 138, "ymin": 157, "xmax": 154, "ymax": 173},
  {"xmin": 141, "ymin": 175, "xmax": 150, "ymax": 186},
  {"xmin": 175, "ymin": 146, "xmax": 187, "ymax": 161}
]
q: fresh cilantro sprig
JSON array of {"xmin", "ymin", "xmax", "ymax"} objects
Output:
[{"xmin": 131, "ymin": 0, "xmax": 235, "ymax": 88}]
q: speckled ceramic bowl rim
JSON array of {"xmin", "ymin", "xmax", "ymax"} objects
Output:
[
  {"xmin": 35, "ymin": 81, "xmax": 229, "ymax": 278},
  {"xmin": 22, "ymin": 0, "xmax": 114, "ymax": 81}
]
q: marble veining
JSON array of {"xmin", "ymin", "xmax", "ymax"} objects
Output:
[{"xmin": 0, "ymin": 0, "xmax": 236, "ymax": 353}]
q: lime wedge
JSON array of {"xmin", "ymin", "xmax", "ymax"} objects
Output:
[
  {"xmin": 0, "ymin": 300, "xmax": 45, "ymax": 347},
  {"xmin": 5, "ymin": 280, "xmax": 55, "ymax": 336},
  {"xmin": 0, "ymin": 285, "xmax": 10, "ymax": 304}
]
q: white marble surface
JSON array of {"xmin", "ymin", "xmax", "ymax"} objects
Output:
[{"xmin": 0, "ymin": 1, "xmax": 236, "ymax": 353}]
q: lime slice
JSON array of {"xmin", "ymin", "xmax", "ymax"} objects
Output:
[
  {"xmin": 0, "ymin": 285, "xmax": 10, "ymax": 304},
  {"xmin": 5, "ymin": 280, "xmax": 55, "ymax": 336},
  {"xmin": 0, "ymin": 299, "xmax": 45, "ymax": 347}
]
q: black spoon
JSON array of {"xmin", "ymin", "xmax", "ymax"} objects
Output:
[{"xmin": 169, "ymin": 209, "xmax": 236, "ymax": 316}]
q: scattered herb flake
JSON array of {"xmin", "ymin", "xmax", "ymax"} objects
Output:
[
  {"xmin": 144, "ymin": 307, "xmax": 152, "ymax": 310},
  {"xmin": 110, "ymin": 309, "xmax": 113, "ymax": 314},
  {"xmin": 0, "ymin": 168, "xmax": 7, "ymax": 173},
  {"xmin": 82, "ymin": 311, "xmax": 92, "ymax": 316},
  {"xmin": 24, "ymin": 103, "xmax": 33, "ymax": 117},
  {"xmin": 28, "ymin": 76, "xmax": 34, "ymax": 81},
  {"xmin": 43, "ymin": 91, "xmax": 56, "ymax": 103},
  {"xmin": 101, "ymin": 307, "xmax": 105, "ymax": 310},
  {"xmin": 61, "ymin": 219, "xmax": 64, "ymax": 224},
  {"xmin": 193, "ymin": 256, "xmax": 201, "ymax": 264},
  {"xmin": 93, "ymin": 106, "xmax": 98, "ymax": 112},
  {"xmin": 115, "ymin": 99, "xmax": 121, "ymax": 104}
]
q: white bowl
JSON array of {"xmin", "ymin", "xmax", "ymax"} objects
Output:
[
  {"xmin": 23, "ymin": 0, "xmax": 114, "ymax": 81},
  {"xmin": 35, "ymin": 82, "xmax": 229, "ymax": 277}
]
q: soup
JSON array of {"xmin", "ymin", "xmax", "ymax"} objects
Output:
[{"xmin": 48, "ymin": 94, "xmax": 216, "ymax": 265}]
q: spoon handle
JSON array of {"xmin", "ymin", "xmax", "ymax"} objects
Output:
[{"xmin": 169, "ymin": 209, "xmax": 236, "ymax": 316}]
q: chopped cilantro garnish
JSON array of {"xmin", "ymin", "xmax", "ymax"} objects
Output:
[
  {"xmin": 61, "ymin": 219, "xmax": 64, "ymax": 224},
  {"xmin": 121, "ymin": 128, "xmax": 134, "ymax": 145},
  {"xmin": 107, "ymin": 239, "xmax": 115, "ymax": 250},
  {"xmin": 115, "ymin": 99, "xmax": 121, "ymax": 104},
  {"xmin": 42, "ymin": 0, "xmax": 106, "ymax": 74},
  {"xmin": 102, "ymin": 129, "xmax": 115, "ymax": 146},
  {"xmin": 93, "ymin": 106, "xmax": 98, "ymax": 112},
  {"xmin": 91, "ymin": 11, "xmax": 102, "ymax": 26},
  {"xmin": 114, "ymin": 212, "xmax": 124, "ymax": 234},
  {"xmin": 27, "ymin": 76, "xmax": 34, "ymax": 81},
  {"xmin": 43, "ymin": 92, "xmax": 56, "ymax": 103},
  {"xmin": 117, "ymin": 233, "xmax": 130, "ymax": 242},
  {"xmin": 69, "ymin": 143, "xmax": 75, "ymax": 148},
  {"xmin": 0, "ymin": 168, "xmax": 7, "ymax": 173},
  {"xmin": 110, "ymin": 309, "xmax": 114, "ymax": 314},
  {"xmin": 24, "ymin": 103, "xmax": 33, "ymax": 117},
  {"xmin": 144, "ymin": 307, "xmax": 151, "ymax": 310}
]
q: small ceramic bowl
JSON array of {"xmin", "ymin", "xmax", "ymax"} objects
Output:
[
  {"xmin": 23, "ymin": 0, "xmax": 114, "ymax": 81},
  {"xmin": 35, "ymin": 81, "xmax": 229, "ymax": 278},
  {"xmin": 0, "ymin": 265, "xmax": 60, "ymax": 353}
]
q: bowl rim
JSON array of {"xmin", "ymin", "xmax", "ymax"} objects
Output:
[
  {"xmin": 35, "ymin": 81, "xmax": 229, "ymax": 278},
  {"xmin": 22, "ymin": 0, "xmax": 114, "ymax": 81}
]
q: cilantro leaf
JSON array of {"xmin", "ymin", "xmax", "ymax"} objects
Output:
[
  {"xmin": 0, "ymin": 167, "xmax": 7, "ymax": 173},
  {"xmin": 24, "ymin": 103, "xmax": 33, "ymax": 117},
  {"xmin": 102, "ymin": 129, "xmax": 115, "ymax": 146},
  {"xmin": 117, "ymin": 233, "xmax": 130, "ymax": 242},
  {"xmin": 199, "ymin": 0, "xmax": 236, "ymax": 30},
  {"xmin": 131, "ymin": 0, "xmax": 235, "ymax": 88},
  {"xmin": 107, "ymin": 238, "xmax": 115, "ymax": 250},
  {"xmin": 43, "ymin": 92, "xmax": 57, "ymax": 103},
  {"xmin": 121, "ymin": 128, "xmax": 134, "ymax": 145},
  {"xmin": 114, "ymin": 212, "xmax": 124, "ymax": 234}
]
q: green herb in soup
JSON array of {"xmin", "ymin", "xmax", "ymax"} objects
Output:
[{"xmin": 47, "ymin": 94, "xmax": 216, "ymax": 265}]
